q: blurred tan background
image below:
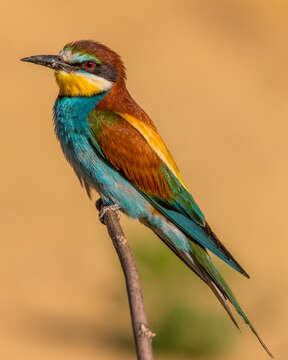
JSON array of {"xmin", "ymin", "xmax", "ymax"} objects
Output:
[{"xmin": 0, "ymin": 0, "xmax": 287, "ymax": 359}]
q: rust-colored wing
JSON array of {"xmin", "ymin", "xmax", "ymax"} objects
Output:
[
  {"xmin": 88, "ymin": 109, "xmax": 171, "ymax": 198},
  {"xmin": 87, "ymin": 109, "xmax": 248, "ymax": 277}
]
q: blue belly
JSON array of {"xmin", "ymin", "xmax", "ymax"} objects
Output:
[{"xmin": 53, "ymin": 95, "xmax": 151, "ymax": 218}]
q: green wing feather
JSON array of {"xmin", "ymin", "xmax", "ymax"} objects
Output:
[
  {"xmin": 145, "ymin": 163, "xmax": 249, "ymax": 277},
  {"xmin": 88, "ymin": 109, "xmax": 248, "ymax": 276}
]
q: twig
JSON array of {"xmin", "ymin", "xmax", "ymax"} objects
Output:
[{"xmin": 96, "ymin": 200, "xmax": 155, "ymax": 360}]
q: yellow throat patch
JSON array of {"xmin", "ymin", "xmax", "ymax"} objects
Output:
[{"xmin": 55, "ymin": 71, "xmax": 112, "ymax": 96}]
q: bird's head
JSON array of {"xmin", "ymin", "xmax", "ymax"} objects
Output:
[{"xmin": 21, "ymin": 40, "xmax": 125, "ymax": 97}]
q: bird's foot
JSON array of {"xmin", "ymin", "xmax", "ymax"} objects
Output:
[
  {"xmin": 96, "ymin": 199, "xmax": 121, "ymax": 224},
  {"xmin": 99, "ymin": 204, "xmax": 121, "ymax": 224}
]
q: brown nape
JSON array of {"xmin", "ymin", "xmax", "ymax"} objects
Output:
[
  {"xmin": 98, "ymin": 83, "xmax": 157, "ymax": 130},
  {"xmin": 67, "ymin": 40, "xmax": 157, "ymax": 130}
]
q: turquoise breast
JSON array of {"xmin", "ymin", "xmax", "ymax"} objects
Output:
[{"xmin": 53, "ymin": 95, "xmax": 151, "ymax": 218}]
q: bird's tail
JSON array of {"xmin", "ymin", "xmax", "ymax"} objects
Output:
[{"xmin": 159, "ymin": 233, "xmax": 273, "ymax": 358}]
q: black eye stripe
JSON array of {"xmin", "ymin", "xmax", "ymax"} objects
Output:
[
  {"xmin": 69, "ymin": 62, "xmax": 99, "ymax": 67},
  {"xmin": 95, "ymin": 64, "xmax": 118, "ymax": 82},
  {"xmin": 67, "ymin": 62, "xmax": 118, "ymax": 82}
]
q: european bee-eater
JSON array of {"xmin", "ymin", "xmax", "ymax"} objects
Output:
[{"xmin": 21, "ymin": 40, "xmax": 272, "ymax": 357}]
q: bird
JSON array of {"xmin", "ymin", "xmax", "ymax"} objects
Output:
[{"xmin": 21, "ymin": 40, "xmax": 272, "ymax": 357}]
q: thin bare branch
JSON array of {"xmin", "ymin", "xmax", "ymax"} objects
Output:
[{"xmin": 96, "ymin": 200, "xmax": 155, "ymax": 360}]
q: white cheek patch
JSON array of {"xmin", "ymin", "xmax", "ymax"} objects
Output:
[{"xmin": 81, "ymin": 72, "xmax": 113, "ymax": 92}]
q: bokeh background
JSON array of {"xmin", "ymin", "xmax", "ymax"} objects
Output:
[{"xmin": 1, "ymin": 0, "xmax": 287, "ymax": 359}]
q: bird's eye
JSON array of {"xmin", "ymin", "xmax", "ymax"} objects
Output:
[{"xmin": 83, "ymin": 61, "xmax": 96, "ymax": 70}]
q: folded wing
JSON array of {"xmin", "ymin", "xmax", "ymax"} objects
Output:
[{"xmin": 88, "ymin": 109, "xmax": 249, "ymax": 277}]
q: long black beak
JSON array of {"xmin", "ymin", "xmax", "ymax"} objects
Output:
[{"xmin": 20, "ymin": 55, "xmax": 73, "ymax": 72}]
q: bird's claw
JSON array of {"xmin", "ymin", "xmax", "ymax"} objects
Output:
[{"xmin": 97, "ymin": 202, "xmax": 121, "ymax": 224}]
